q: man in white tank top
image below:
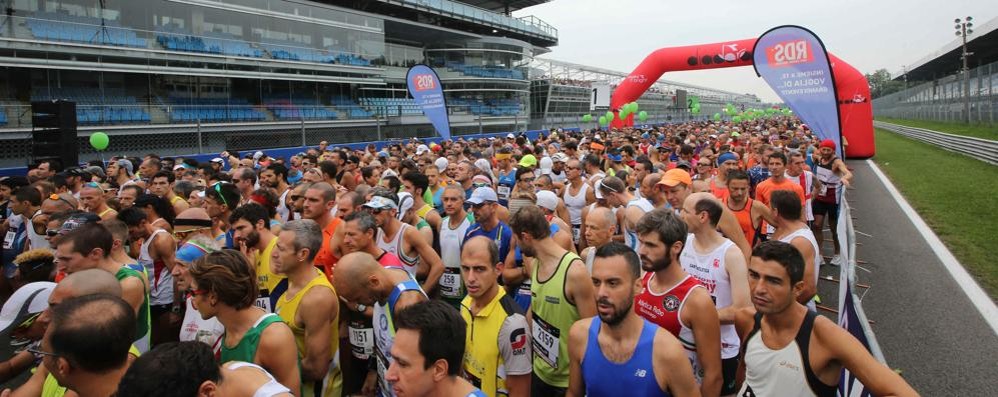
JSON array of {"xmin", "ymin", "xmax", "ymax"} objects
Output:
[
  {"xmin": 365, "ymin": 192, "xmax": 444, "ymax": 295},
  {"xmin": 679, "ymin": 192, "xmax": 749, "ymax": 395},
  {"xmin": 768, "ymin": 190, "xmax": 820, "ymax": 311},
  {"xmin": 735, "ymin": 241, "xmax": 917, "ymax": 397},
  {"xmin": 438, "ymin": 185, "xmax": 474, "ymax": 305},
  {"xmin": 119, "ymin": 206, "xmax": 178, "ymax": 346},
  {"xmin": 562, "ymin": 158, "xmax": 593, "ymax": 246}
]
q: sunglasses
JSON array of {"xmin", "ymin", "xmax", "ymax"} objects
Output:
[
  {"xmin": 16, "ymin": 312, "xmax": 41, "ymax": 332},
  {"xmin": 364, "ymin": 207, "xmax": 385, "ymax": 215},
  {"xmin": 173, "ymin": 227, "xmax": 209, "ymax": 239},
  {"xmin": 598, "ymin": 179, "xmax": 619, "ymax": 193},
  {"xmin": 48, "ymin": 194, "xmax": 75, "ymax": 207},
  {"xmin": 27, "ymin": 346, "xmax": 59, "ymax": 359},
  {"xmin": 45, "ymin": 229, "xmax": 60, "ymax": 237}
]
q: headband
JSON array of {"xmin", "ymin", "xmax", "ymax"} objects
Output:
[{"xmin": 173, "ymin": 218, "xmax": 213, "ymax": 227}]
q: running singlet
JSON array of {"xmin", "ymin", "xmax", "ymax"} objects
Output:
[
  {"xmin": 814, "ymin": 157, "xmax": 841, "ymax": 204},
  {"xmin": 221, "ymin": 313, "xmax": 284, "ymax": 364},
  {"xmin": 139, "ymin": 229, "xmax": 173, "ymax": 305},
  {"xmin": 778, "ymin": 227, "xmax": 822, "ymax": 312},
  {"xmin": 376, "ymin": 224, "xmax": 420, "ymax": 278},
  {"xmin": 460, "ymin": 288, "xmax": 531, "ymax": 397},
  {"xmin": 563, "ymin": 181, "xmax": 588, "ymax": 243},
  {"xmin": 255, "ymin": 238, "xmax": 284, "ymax": 313},
  {"xmin": 373, "ymin": 269, "xmax": 427, "ymax": 397},
  {"xmin": 530, "ymin": 252, "xmax": 582, "ymax": 388},
  {"xmin": 581, "ymin": 317, "xmax": 671, "ymax": 397},
  {"xmin": 440, "ymin": 213, "xmax": 474, "ymax": 306},
  {"xmin": 739, "ymin": 311, "xmax": 836, "ymax": 397},
  {"xmin": 723, "ymin": 196, "xmax": 758, "ymax": 246},
  {"xmin": 635, "ymin": 273, "xmax": 706, "ymax": 384},
  {"xmin": 679, "ymin": 234, "xmax": 740, "ymax": 359},
  {"xmin": 497, "ymin": 169, "xmax": 517, "ymax": 206},
  {"xmin": 709, "ymin": 177, "xmax": 729, "ymax": 200},
  {"xmin": 788, "ymin": 171, "xmax": 815, "ymax": 222},
  {"xmin": 115, "ymin": 266, "xmax": 151, "ymax": 354},
  {"xmin": 464, "ymin": 222, "xmax": 513, "ymax": 265},
  {"xmin": 276, "ymin": 268, "xmax": 341, "ymax": 397},
  {"xmin": 624, "ymin": 198, "xmax": 655, "ymax": 253},
  {"xmin": 348, "ymin": 252, "xmax": 402, "ymax": 361},
  {"xmin": 223, "ymin": 362, "xmax": 293, "ymax": 397},
  {"xmin": 179, "ymin": 297, "xmax": 224, "ymax": 355}
]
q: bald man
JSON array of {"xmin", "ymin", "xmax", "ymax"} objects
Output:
[
  {"xmin": 332, "ymin": 252, "xmax": 427, "ymax": 397},
  {"xmin": 580, "ymin": 207, "xmax": 618, "ymax": 273},
  {"xmin": 658, "ymin": 172, "xmax": 752, "ymax": 261},
  {"xmin": 29, "ymin": 193, "xmax": 77, "ymax": 251},
  {"xmin": 174, "ymin": 208, "xmax": 216, "ymax": 244},
  {"xmin": 640, "ymin": 173, "xmax": 666, "ymax": 208},
  {"xmin": 5, "ymin": 269, "xmax": 133, "ymax": 397},
  {"xmin": 79, "ymin": 183, "xmax": 117, "ymax": 221}
]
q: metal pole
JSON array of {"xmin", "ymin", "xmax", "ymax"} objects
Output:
[
  {"xmin": 197, "ymin": 119, "xmax": 202, "ymax": 154},
  {"xmin": 962, "ymin": 23, "xmax": 971, "ymax": 123},
  {"xmin": 301, "ymin": 119, "xmax": 306, "ymax": 147}
]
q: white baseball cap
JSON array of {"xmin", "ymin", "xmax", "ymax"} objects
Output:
[
  {"xmin": 467, "ymin": 187, "xmax": 498, "ymax": 205},
  {"xmin": 0, "ymin": 282, "xmax": 56, "ymax": 336},
  {"xmin": 415, "ymin": 144, "xmax": 430, "ymax": 156},
  {"xmin": 536, "ymin": 191, "xmax": 559, "ymax": 212}
]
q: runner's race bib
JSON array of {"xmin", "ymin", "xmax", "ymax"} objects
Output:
[
  {"xmin": 531, "ymin": 312, "xmax": 560, "ymax": 368},
  {"xmin": 254, "ymin": 291, "xmax": 272, "ymax": 313},
  {"xmin": 497, "ymin": 185, "xmax": 511, "ymax": 200},
  {"xmin": 571, "ymin": 225, "xmax": 581, "ymax": 244},
  {"xmin": 3, "ymin": 231, "xmax": 15, "ymax": 250},
  {"xmin": 440, "ymin": 266, "xmax": 463, "ymax": 298},
  {"xmin": 349, "ymin": 324, "xmax": 375, "ymax": 360}
]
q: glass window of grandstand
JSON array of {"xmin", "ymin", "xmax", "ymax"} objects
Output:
[
  {"xmin": 426, "ymin": 45, "xmax": 529, "ymax": 81},
  {"xmin": 9, "ymin": 0, "xmax": 383, "ymax": 66}
]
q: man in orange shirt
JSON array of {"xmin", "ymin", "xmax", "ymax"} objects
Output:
[
  {"xmin": 302, "ymin": 182, "xmax": 341, "ymax": 277},
  {"xmin": 755, "ymin": 152, "xmax": 805, "ymax": 235}
]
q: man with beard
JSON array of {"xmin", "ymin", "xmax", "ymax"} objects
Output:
[
  {"xmin": 365, "ymin": 191, "xmax": 443, "ymax": 294},
  {"xmin": 708, "ymin": 152, "xmax": 741, "ymax": 200},
  {"xmin": 658, "ymin": 169, "xmax": 751, "ymax": 261},
  {"xmin": 204, "ymin": 182, "xmax": 240, "ymax": 249},
  {"xmin": 566, "ymin": 243, "xmax": 700, "ymax": 397},
  {"xmin": 286, "ymin": 182, "xmax": 311, "ymax": 222},
  {"xmin": 735, "ymin": 241, "xmax": 917, "ymax": 397},
  {"xmin": 106, "ymin": 159, "xmax": 137, "ymax": 188},
  {"xmin": 261, "ymin": 164, "xmax": 291, "ymax": 223},
  {"xmin": 230, "ymin": 203, "xmax": 285, "ymax": 313},
  {"xmin": 635, "ymin": 208, "xmax": 722, "ymax": 397}
]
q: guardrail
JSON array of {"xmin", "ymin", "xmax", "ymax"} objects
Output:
[{"xmin": 874, "ymin": 121, "xmax": 998, "ymax": 166}]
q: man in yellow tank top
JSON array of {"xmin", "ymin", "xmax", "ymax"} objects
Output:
[
  {"xmin": 509, "ymin": 205, "xmax": 596, "ymax": 396},
  {"xmin": 272, "ymin": 219, "xmax": 342, "ymax": 397}
]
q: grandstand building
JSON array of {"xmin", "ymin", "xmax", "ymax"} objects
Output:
[{"xmin": 0, "ymin": 0, "xmax": 758, "ymax": 167}]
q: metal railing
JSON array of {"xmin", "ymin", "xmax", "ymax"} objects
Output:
[
  {"xmin": 873, "ymin": 61, "xmax": 997, "ymax": 125},
  {"xmin": 874, "ymin": 121, "xmax": 998, "ymax": 165},
  {"xmin": 383, "ymin": 0, "xmax": 557, "ymax": 39}
]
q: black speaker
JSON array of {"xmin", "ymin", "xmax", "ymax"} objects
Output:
[
  {"xmin": 31, "ymin": 100, "xmax": 78, "ymax": 169},
  {"xmin": 675, "ymin": 90, "xmax": 688, "ymax": 110}
]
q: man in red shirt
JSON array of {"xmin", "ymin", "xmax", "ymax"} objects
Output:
[
  {"xmin": 302, "ymin": 182, "xmax": 340, "ymax": 276},
  {"xmin": 754, "ymin": 152, "xmax": 805, "ymax": 234}
]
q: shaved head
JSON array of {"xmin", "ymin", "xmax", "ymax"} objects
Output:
[
  {"xmin": 332, "ymin": 252, "xmax": 384, "ymax": 306},
  {"xmin": 685, "ymin": 192, "xmax": 720, "ymax": 208},
  {"xmin": 642, "ymin": 173, "xmax": 661, "ymax": 189},
  {"xmin": 53, "ymin": 268, "xmax": 122, "ymax": 300}
]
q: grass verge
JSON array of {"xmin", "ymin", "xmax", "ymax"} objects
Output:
[
  {"xmin": 874, "ymin": 128, "xmax": 998, "ymax": 298},
  {"xmin": 876, "ymin": 117, "xmax": 998, "ymax": 141}
]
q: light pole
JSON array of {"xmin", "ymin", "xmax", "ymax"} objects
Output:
[{"xmin": 955, "ymin": 16, "xmax": 974, "ymax": 123}]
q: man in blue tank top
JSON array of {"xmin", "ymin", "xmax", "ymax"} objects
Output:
[{"xmin": 566, "ymin": 243, "xmax": 700, "ymax": 397}]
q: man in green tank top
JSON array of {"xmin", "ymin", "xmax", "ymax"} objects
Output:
[
  {"xmin": 509, "ymin": 205, "xmax": 596, "ymax": 396},
  {"xmin": 55, "ymin": 222, "xmax": 152, "ymax": 353},
  {"xmin": 105, "ymin": 219, "xmax": 153, "ymax": 353}
]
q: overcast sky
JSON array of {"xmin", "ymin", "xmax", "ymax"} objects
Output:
[{"xmin": 514, "ymin": 0, "xmax": 995, "ymax": 102}]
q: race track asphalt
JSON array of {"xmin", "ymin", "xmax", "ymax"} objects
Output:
[{"xmin": 814, "ymin": 160, "xmax": 998, "ymax": 395}]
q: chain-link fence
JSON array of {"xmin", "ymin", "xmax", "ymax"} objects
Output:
[{"xmin": 873, "ymin": 61, "xmax": 998, "ymax": 124}]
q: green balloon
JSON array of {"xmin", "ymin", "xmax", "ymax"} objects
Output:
[
  {"xmin": 582, "ymin": 114, "xmax": 592, "ymax": 122},
  {"xmin": 631, "ymin": 102, "xmax": 639, "ymax": 113},
  {"xmin": 605, "ymin": 111, "xmax": 614, "ymax": 121},
  {"xmin": 732, "ymin": 116, "xmax": 742, "ymax": 123},
  {"xmin": 89, "ymin": 132, "xmax": 109, "ymax": 151},
  {"xmin": 638, "ymin": 111, "xmax": 648, "ymax": 121},
  {"xmin": 713, "ymin": 113, "xmax": 721, "ymax": 121},
  {"xmin": 598, "ymin": 116, "xmax": 608, "ymax": 126}
]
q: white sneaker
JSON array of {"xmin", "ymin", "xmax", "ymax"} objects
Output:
[{"xmin": 830, "ymin": 255, "xmax": 844, "ymax": 267}]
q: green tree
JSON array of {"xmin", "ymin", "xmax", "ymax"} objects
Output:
[{"xmin": 865, "ymin": 69, "xmax": 906, "ymax": 98}]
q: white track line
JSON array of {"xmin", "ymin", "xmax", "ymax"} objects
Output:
[{"xmin": 867, "ymin": 159, "xmax": 998, "ymax": 336}]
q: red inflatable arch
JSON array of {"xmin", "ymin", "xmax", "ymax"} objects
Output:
[{"xmin": 610, "ymin": 38, "xmax": 874, "ymax": 158}]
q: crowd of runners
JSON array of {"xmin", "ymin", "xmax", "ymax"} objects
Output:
[{"xmin": 0, "ymin": 116, "xmax": 919, "ymax": 397}]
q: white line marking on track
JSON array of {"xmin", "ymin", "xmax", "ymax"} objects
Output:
[{"xmin": 867, "ymin": 159, "xmax": 998, "ymax": 336}]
